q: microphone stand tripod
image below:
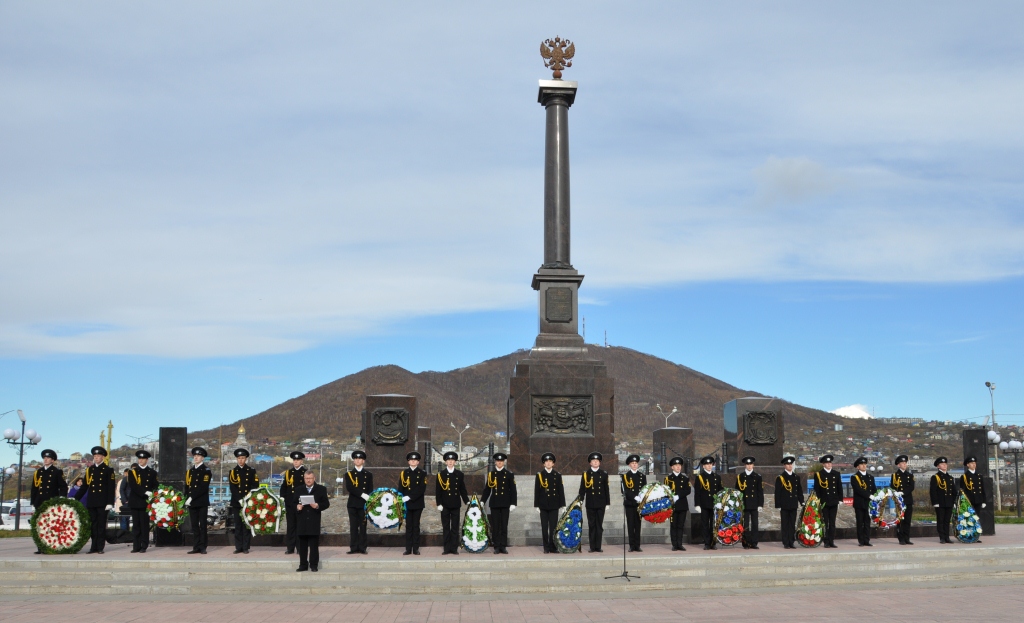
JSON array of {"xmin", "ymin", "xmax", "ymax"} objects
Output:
[{"xmin": 605, "ymin": 503, "xmax": 640, "ymax": 581}]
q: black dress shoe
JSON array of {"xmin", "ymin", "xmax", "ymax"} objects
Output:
[
  {"xmin": 244, "ymin": 549, "xmax": 250, "ymax": 554},
  {"xmin": 635, "ymin": 547, "xmax": 642, "ymax": 552},
  {"xmin": 311, "ymin": 566, "xmax": 318, "ymax": 572},
  {"xmin": 403, "ymin": 550, "xmax": 412, "ymax": 556},
  {"xmin": 286, "ymin": 549, "xmax": 295, "ymax": 555},
  {"xmin": 494, "ymin": 549, "xmax": 501, "ymax": 555},
  {"xmin": 671, "ymin": 546, "xmax": 680, "ymax": 551},
  {"xmin": 678, "ymin": 546, "xmax": 685, "ymax": 551},
  {"xmin": 200, "ymin": 550, "xmax": 208, "ymax": 555},
  {"xmin": 187, "ymin": 550, "xmax": 201, "ymax": 554},
  {"xmin": 865, "ymin": 543, "xmax": 873, "ymax": 547},
  {"xmin": 234, "ymin": 550, "xmax": 244, "ymax": 554},
  {"xmin": 451, "ymin": 551, "xmax": 459, "ymax": 555},
  {"xmin": 594, "ymin": 548, "xmax": 603, "ymax": 553},
  {"xmin": 96, "ymin": 551, "xmax": 105, "ymax": 554},
  {"xmin": 905, "ymin": 541, "xmax": 914, "ymax": 545},
  {"xmin": 703, "ymin": 545, "xmax": 711, "ymax": 550},
  {"xmin": 296, "ymin": 566, "xmax": 308, "ymax": 572},
  {"xmin": 131, "ymin": 548, "xmax": 141, "ymax": 553},
  {"xmin": 750, "ymin": 545, "xmax": 759, "ymax": 549},
  {"xmin": 501, "ymin": 549, "xmax": 508, "ymax": 554},
  {"xmin": 347, "ymin": 550, "xmax": 358, "ymax": 555},
  {"xmin": 413, "ymin": 549, "xmax": 420, "ymax": 555}
]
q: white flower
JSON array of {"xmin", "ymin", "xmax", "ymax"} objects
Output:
[
  {"xmin": 467, "ymin": 507, "xmax": 482, "ymax": 520},
  {"xmin": 257, "ymin": 493, "xmax": 265, "ymax": 500}
]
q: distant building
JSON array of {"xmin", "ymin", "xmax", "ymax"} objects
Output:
[
  {"xmin": 222, "ymin": 424, "xmax": 251, "ymax": 459},
  {"xmin": 879, "ymin": 417, "xmax": 924, "ymax": 425}
]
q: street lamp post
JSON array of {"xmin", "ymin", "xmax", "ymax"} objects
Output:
[
  {"xmin": 999, "ymin": 439, "xmax": 1023, "ymax": 518},
  {"xmin": 450, "ymin": 422, "xmax": 470, "ymax": 456},
  {"xmin": 655, "ymin": 404, "xmax": 678, "ymax": 429},
  {"xmin": 3, "ymin": 410, "xmax": 42, "ymax": 530},
  {"xmin": 986, "ymin": 382, "xmax": 1002, "ymax": 511},
  {"xmin": 1, "ymin": 467, "xmax": 16, "ymax": 524}
]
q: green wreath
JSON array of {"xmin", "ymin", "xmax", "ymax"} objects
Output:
[{"xmin": 30, "ymin": 496, "xmax": 92, "ymax": 555}]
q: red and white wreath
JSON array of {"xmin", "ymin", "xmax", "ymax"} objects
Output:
[
  {"xmin": 148, "ymin": 484, "xmax": 188, "ymax": 530},
  {"xmin": 30, "ymin": 497, "xmax": 91, "ymax": 554}
]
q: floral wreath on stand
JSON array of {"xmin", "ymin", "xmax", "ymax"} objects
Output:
[
  {"xmin": 953, "ymin": 491, "xmax": 982, "ymax": 543},
  {"xmin": 147, "ymin": 484, "xmax": 188, "ymax": 531},
  {"xmin": 797, "ymin": 492, "xmax": 824, "ymax": 547},
  {"xmin": 461, "ymin": 495, "xmax": 490, "ymax": 553},
  {"xmin": 242, "ymin": 484, "xmax": 283, "ymax": 536},
  {"xmin": 365, "ymin": 487, "xmax": 406, "ymax": 530},
  {"xmin": 868, "ymin": 488, "xmax": 905, "ymax": 529},
  {"xmin": 713, "ymin": 488, "xmax": 745, "ymax": 546},
  {"xmin": 636, "ymin": 482, "xmax": 674, "ymax": 524},
  {"xmin": 554, "ymin": 495, "xmax": 584, "ymax": 553},
  {"xmin": 30, "ymin": 497, "xmax": 91, "ymax": 555}
]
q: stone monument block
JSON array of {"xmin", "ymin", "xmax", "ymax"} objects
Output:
[
  {"xmin": 363, "ymin": 394, "xmax": 416, "ymax": 473},
  {"xmin": 724, "ymin": 398, "xmax": 785, "ymax": 475},
  {"xmin": 652, "ymin": 427, "xmax": 695, "ymax": 476}
]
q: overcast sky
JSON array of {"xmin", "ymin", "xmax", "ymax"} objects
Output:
[{"xmin": 2, "ymin": 3, "xmax": 1022, "ymax": 456}]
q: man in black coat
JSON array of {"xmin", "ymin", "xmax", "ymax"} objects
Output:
[
  {"xmin": 481, "ymin": 452, "xmax": 517, "ymax": 554},
  {"xmin": 345, "ymin": 450, "xmax": 373, "ymax": 554},
  {"xmin": 229, "ymin": 448, "xmax": 260, "ymax": 554},
  {"xmin": 737, "ymin": 456, "xmax": 764, "ymax": 549},
  {"xmin": 31, "ymin": 449, "xmax": 68, "ymax": 554},
  {"xmin": 960, "ymin": 456, "xmax": 987, "ymax": 541},
  {"xmin": 850, "ymin": 457, "xmax": 877, "ymax": 546},
  {"xmin": 291, "ymin": 470, "xmax": 329, "ymax": 572},
  {"xmin": 127, "ymin": 450, "xmax": 159, "ymax": 553},
  {"xmin": 398, "ymin": 451, "xmax": 427, "ymax": 555},
  {"xmin": 279, "ymin": 451, "xmax": 307, "ymax": 555},
  {"xmin": 578, "ymin": 452, "xmax": 611, "ymax": 553},
  {"xmin": 620, "ymin": 454, "xmax": 646, "ymax": 552},
  {"xmin": 534, "ymin": 452, "xmax": 565, "ymax": 554},
  {"xmin": 663, "ymin": 456, "xmax": 691, "ymax": 551},
  {"xmin": 931, "ymin": 456, "xmax": 957, "ymax": 543},
  {"xmin": 774, "ymin": 456, "xmax": 804, "ymax": 549},
  {"xmin": 813, "ymin": 454, "xmax": 843, "ymax": 548},
  {"xmin": 693, "ymin": 456, "xmax": 723, "ymax": 550},
  {"xmin": 435, "ymin": 451, "xmax": 469, "ymax": 555},
  {"xmin": 74, "ymin": 446, "xmax": 116, "ymax": 554},
  {"xmin": 184, "ymin": 447, "xmax": 212, "ymax": 554},
  {"xmin": 891, "ymin": 454, "xmax": 915, "ymax": 545}
]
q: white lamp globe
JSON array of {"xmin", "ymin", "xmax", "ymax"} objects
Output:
[
  {"xmin": 1010, "ymin": 440, "xmax": 1023, "ymax": 451},
  {"xmin": 31, "ymin": 435, "xmax": 41, "ymax": 444},
  {"xmin": 24, "ymin": 429, "xmax": 37, "ymax": 441},
  {"xmin": 336, "ymin": 477, "xmax": 343, "ymax": 483},
  {"xmin": 1000, "ymin": 441, "xmax": 1009, "ymax": 451},
  {"xmin": 988, "ymin": 430, "xmax": 998, "ymax": 441},
  {"xmin": 4, "ymin": 467, "xmax": 14, "ymax": 475},
  {"xmin": 2, "ymin": 429, "xmax": 15, "ymax": 440}
]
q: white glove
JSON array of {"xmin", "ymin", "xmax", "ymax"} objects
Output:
[
  {"xmin": 437, "ymin": 505, "xmax": 444, "ymax": 512},
  {"xmin": 758, "ymin": 506, "xmax": 763, "ymax": 511},
  {"xmin": 934, "ymin": 504, "xmax": 939, "ymax": 508},
  {"xmin": 672, "ymin": 495, "xmax": 679, "ymax": 503},
  {"xmin": 509, "ymin": 505, "xmax": 516, "ymax": 512},
  {"xmin": 360, "ymin": 493, "xmax": 370, "ymax": 501},
  {"xmin": 145, "ymin": 491, "xmax": 153, "ymax": 498},
  {"xmin": 982, "ymin": 503, "xmax": 987, "ymax": 508},
  {"xmin": 634, "ymin": 494, "xmax": 642, "ymax": 502},
  {"xmin": 694, "ymin": 506, "xmax": 701, "ymax": 513},
  {"xmin": 105, "ymin": 505, "xmax": 113, "ymax": 511},
  {"xmin": 185, "ymin": 497, "xmax": 192, "ymax": 507},
  {"xmin": 402, "ymin": 496, "xmax": 411, "ymax": 503}
]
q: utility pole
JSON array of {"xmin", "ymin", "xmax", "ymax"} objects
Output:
[{"xmin": 986, "ymin": 382, "xmax": 1002, "ymax": 511}]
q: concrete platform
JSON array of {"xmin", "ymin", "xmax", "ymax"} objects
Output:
[{"xmin": 2, "ymin": 525, "xmax": 1022, "ymax": 600}]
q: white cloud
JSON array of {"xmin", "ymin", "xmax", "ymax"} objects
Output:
[
  {"xmin": 831, "ymin": 404, "xmax": 874, "ymax": 420},
  {"xmin": 1, "ymin": 3, "xmax": 1023, "ymax": 357}
]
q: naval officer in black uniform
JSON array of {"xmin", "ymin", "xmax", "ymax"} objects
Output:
[
  {"xmin": 397, "ymin": 451, "xmax": 427, "ymax": 555},
  {"xmin": 891, "ymin": 454, "xmax": 915, "ymax": 545},
  {"xmin": 737, "ymin": 456, "xmax": 764, "ymax": 549},
  {"xmin": 436, "ymin": 450, "xmax": 469, "ymax": 555},
  {"xmin": 481, "ymin": 452, "xmax": 517, "ymax": 554},
  {"xmin": 813, "ymin": 454, "xmax": 842, "ymax": 548},
  {"xmin": 663, "ymin": 456, "xmax": 691, "ymax": 551},
  {"xmin": 774, "ymin": 456, "xmax": 803, "ymax": 549},
  {"xmin": 960, "ymin": 456, "xmax": 987, "ymax": 541},
  {"xmin": 345, "ymin": 450, "xmax": 373, "ymax": 554},
  {"xmin": 279, "ymin": 451, "xmax": 307, "ymax": 554},
  {"xmin": 578, "ymin": 452, "xmax": 610, "ymax": 553},
  {"xmin": 184, "ymin": 447, "xmax": 212, "ymax": 554},
  {"xmin": 621, "ymin": 454, "xmax": 646, "ymax": 552},
  {"xmin": 850, "ymin": 457, "xmax": 877, "ymax": 546},
  {"xmin": 930, "ymin": 456, "xmax": 957, "ymax": 543},
  {"xmin": 693, "ymin": 456, "xmax": 723, "ymax": 550},
  {"xmin": 31, "ymin": 449, "xmax": 68, "ymax": 553},
  {"xmin": 229, "ymin": 448, "xmax": 260, "ymax": 553},
  {"xmin": 127, "ymin": 449, "xmax": 159, "ymax": 553},
  {"xmin": 534, "ymin": 452, "xmax": 565, "ymax": 553},
  {"xmin": 74, "ymin": 446, "xmax": 116, "ymax": 554}
]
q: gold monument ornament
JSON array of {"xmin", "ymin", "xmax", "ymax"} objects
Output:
[{"xmin": 540, "ymin": 37, "xmax": 575, "ymax": 79}]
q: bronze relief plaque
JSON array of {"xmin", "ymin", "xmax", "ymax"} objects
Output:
[
  {"xmin": 743, "ymin": 411, "xmax": 778, "ymax": 445},
  {"xmin": 545, "ymin": 287, "xmax": 573, "ymax": 323},
  {"xmin": 370, "ymin": 408, "xmax": 409, "ymax": 445},
  {"xmin": 532, "ymin": 396, "xmax": 592, "ymax": 436}
]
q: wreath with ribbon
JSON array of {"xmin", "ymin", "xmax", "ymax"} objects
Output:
[
  {"xmin": 147, "ymin": 484, "xmax": 188, "ymax": 531},
  {"xmin": 953, "ymin": 491, "xmax": 982, "ymax": 543},
  {"xmin": 461, "ymin": 495, "xmax": 490, "ymax": 553},
  {"xmin": 713, "ymin": 488, "xmax": 745, "ymax": 546},
  {"xmin": 797, "ymin": 492, "xmax": 824, "ymax": 547},
  {"xmin": 365, "ymin": 487, "xmax": 405, "ymax": 530},
  {"xmin": 242, "ymin": 484, "xmax": 283, "ymax": 536},
  {"xmin": 30, "ymin": 497, "xmax": 91, "ymax": 555},
  {"xmin": 635, "ymin": 482, "xmax": 674, "ymax": 524},
  {"xmin": 555, "ymin": 495, "xmax": 584, "ymax": 553},
  {"xmin": 868, "ymin": 487, "xmax": 905, "ymax": 529}
]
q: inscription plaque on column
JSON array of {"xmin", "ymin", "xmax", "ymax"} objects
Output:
[
  {"xmin": 531, "ymin": 396, "xmax": 593, "ymax": 436},
  {"xmin": 743, "ymin": 411, "xmax": 778, "ymax": 445},
  {"xmin": 370, "ymin": 407, "xmax": 409, "ymax": 445},
  {"xmin": 545, "ymin": 287, "xmax": 573, "ymax": 322}
]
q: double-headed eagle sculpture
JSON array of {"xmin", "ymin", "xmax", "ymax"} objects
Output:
[{"xmin": 540, "ymin": 37, "xmax": 575, "ymax": 79}]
